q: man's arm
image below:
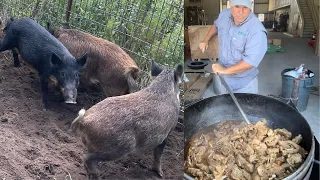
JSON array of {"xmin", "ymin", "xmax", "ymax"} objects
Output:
[
  {"xmin": 199, "ymin": 25, "xmax": 217, "ymax": 53},
  {"xmin": 199, "ymin": 9, "xmax": 226, "ymax": 52},
  {"xmin": 203, "ymin": 24, "xmax": 217, "ymax": 43},
  {"xmin": 213, "ymin": 30, "xmax": 267, "ymax": 74},
  {"xmin": 212, "ymin": 60, "xmax": 253, "ymax": 74}
]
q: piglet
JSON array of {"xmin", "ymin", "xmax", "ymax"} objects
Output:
[
  {"xmin": 71, "ymin": 60, "xmax": 183, "ymax": 179},
  {"xmin": 0, "ymin": 17, "xmax": 88, "ymax": 110}
]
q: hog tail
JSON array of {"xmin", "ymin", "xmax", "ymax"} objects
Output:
[
  {"xmin": 125, "ymin": 67, "xmax": 141, "ymax": 93},
  {"xmin": 70, "ymin": 108, "xmax": 86, "ymax": 133}
]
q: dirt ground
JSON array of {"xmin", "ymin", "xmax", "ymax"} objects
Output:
[{"xmin": 0, "ymin": 50, "xmax": 184, "ymax": 180}]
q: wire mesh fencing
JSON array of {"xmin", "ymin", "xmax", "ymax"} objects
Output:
[{"xmin": 0, "ymin": 0, "xmax": 184, "ymax": 87}]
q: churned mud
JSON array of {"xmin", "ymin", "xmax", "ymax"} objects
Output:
[{"xmin": 0, "ymin": 50, "xmax": 184, "ymax": 180}]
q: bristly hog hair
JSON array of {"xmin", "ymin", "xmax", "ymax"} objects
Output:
[
  {"xmin": 0, "ymin": 18, "xmax": 88, "ymax": 109},
  {"xmin": 70, "ymin": 61, "xmax": 183, "ymax": 179},
  {"xmin": 71, "ymin": 67, "xmax": 180, "ymax": 138},
  {"xmin": 47, "ymin": 24, "xmax": 141, "ymax": 96}
]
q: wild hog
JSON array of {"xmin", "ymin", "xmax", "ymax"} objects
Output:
[
  {"xmin": 47, "ymin": 23, "xmax": 140, "ymax": 97},
  {"xmin": 70, "ymin": 60, "xmax": 183, "ymax": 180},
  {"xmin": 0, "ymin": 17, "xmax": 88, "ymax": 110}
]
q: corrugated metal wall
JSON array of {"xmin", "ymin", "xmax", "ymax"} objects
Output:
[
  {"xmin": 184, "ymin": 0, "xmax": 201, "ymax": 7},
  {"xmin": 254, "ymin": 4, "xmax": 269, "ymax": 14},
  {"xmin": 255, "ymin": 0, "xmax": 269, "ymax": 3},
  {"xmin": 269, "ymin": 0, "xmax": 275, "ymax": 10},
  {"xmin": 275, "ymin": 0, "xmax": 290, "ymax": 8},
  {"xmin": 203, "ymin": 0, "xmax": 220, "ymax": 24},
  {"xmin": 269, "ymin": 0, "xmax": 291, "ymax": 10},
  {"xmin": 253, "ymin": 0, "xmax": 273, "ymax": 23}
]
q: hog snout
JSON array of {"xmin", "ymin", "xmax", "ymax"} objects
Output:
[
  {"xmin": 65, "ymin": 99, "xmax": 77, "ymax": 104},
  {"xmin": 61, "ymin": 86, "xmax": 77, "ymax": 104}
]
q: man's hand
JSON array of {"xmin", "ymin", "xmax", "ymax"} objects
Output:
[
  {"xmin": 212, "ymin": 64, "xmax": 227, "ymax": 74},
  {"xmin": 199, "ymin": 25, "xmax": 217, "ymax": 53},
  {"xmin": 199, "ymin": 41, "xmax": 208, "ymax": 53}
]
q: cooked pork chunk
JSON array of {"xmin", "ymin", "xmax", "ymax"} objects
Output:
[{"xmin": 185, "ymin": 120, "xmax": 307, "ymax": 180}]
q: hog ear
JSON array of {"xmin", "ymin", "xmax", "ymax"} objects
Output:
[
  {"xmin": 174, "ymin": 64, "xmax": 183, "ymax": 83},
  {"xmin": 151, "ymin": 60, "xmax": 163, "ymax": 77},
  {"xmin": 50, "ymin": 52, "xmax": 62, "ymax": 66},
  {"xmin": 77, "ymin": 52, "xmax": 88, "ymax": 68}
]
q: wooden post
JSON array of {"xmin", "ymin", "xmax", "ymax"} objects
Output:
[{"xmin": 64, "ymin": 0, "xmax": 73, "ymax": 29}]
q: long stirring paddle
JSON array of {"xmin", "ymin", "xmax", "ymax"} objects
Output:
[{"xmin": 205, "ymin": 50, "xmax": 251, "ymax": 124}]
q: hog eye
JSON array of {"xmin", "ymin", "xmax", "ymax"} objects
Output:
[{"xmin": 60, "ymin": 72, "xmax": 66, "ymax": 78}]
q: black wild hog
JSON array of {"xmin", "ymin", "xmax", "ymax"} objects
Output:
[
  {"xmin": 47, "ymin": 24, "xmax": 140, "ymax": 97},
  {"xmin": 71, "ymin": 60, "xmax": 183, "ymax": 180},
  {"xmin": 0, "ymin": 17, "xmax": 88, "ymax": 110}
]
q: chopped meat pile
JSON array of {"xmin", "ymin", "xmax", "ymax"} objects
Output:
[{"xmin": 184, "ymin": 120, "xmax": 308, "ymax": 180}]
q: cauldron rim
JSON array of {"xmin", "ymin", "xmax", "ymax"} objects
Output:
[{"xmin": 184, "ymin": 93, "xmax": 315, "ymax": 180}]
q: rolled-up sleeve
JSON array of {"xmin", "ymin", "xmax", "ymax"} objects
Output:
[
  {"xmin": 213, "ymin": 18, "xmax": 219, "ymax": 34},
  {"xmin": 242, "ymin": 30, "xmax": 267, "ymax": 67},
  {"xmin": 214, "ymin": 17, "xmax": 220, "ymax": 34}
]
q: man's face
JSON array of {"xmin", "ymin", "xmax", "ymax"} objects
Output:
[{"xmin": 231, "ymin": 5, "xmax": 251, "ymax": 25}]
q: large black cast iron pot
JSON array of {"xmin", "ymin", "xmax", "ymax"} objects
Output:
[{"xmin": 184, "ymin": 93, "xmax": 315, "ymax": 180}]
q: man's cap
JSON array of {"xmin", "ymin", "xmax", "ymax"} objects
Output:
[{"xmin": 231, "ymin": 0, "xmax": 252, "ymax": 8}]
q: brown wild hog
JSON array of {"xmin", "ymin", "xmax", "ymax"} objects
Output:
[
  {"xmin": 47, "ymin": 23, "xmax": 140, "ymax": 97},
  {"xmin": 71, "ymin": 60, "xmax": 183, "ymax": 180}
]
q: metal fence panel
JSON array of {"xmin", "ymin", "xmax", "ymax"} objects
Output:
[{"xmin": 0, "ymin": 0, "xmax": 183, "ymax": 85}]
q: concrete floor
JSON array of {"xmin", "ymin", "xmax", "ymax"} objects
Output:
[{"xmin": 202, "ymin": 32, "xmax": 320, "ymax": 140}]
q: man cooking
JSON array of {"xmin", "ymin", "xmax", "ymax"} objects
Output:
[{"xmin": 199, "ymin": 0, "xmax": 267, "ymax": 94}]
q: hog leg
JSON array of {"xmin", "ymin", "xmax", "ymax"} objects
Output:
[
  {"xmin": 152, "ymin": 138, "xmax": 167, "ymax": 177},
  {"xmin": 84, "ymin": 153, "xmax": 100, "ymax": 180},
  {"xmin": 84, "ymin": 152, "xmax": 120, "ymax": 180},
  {"xmin": 12, "ymin": 48, "xmax": 21, "ymax": 67},
  {"xmin": 84, "ymin": 150, "xmax": 130, "ymax": 180},
  {"xmin": 0, "ymin": 33, "xmax": 20, "ymax": 67},
  {"xmin": 40, "ymin": 75, "xmax": 49, "ymax": 110}
]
